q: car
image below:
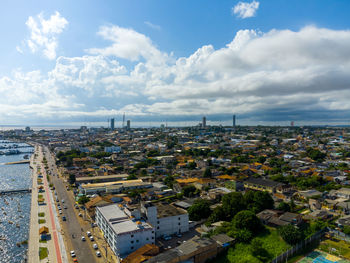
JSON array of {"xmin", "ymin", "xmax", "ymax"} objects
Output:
[
  {"xmin": 62, "ymin": 216, "xmax": 66, "ymax": 221},
  {"xmin": 86, "ymin": 231, "xmax": 91, "ymax": 237},
  {"xmin": 73, "ymin": 259, "xmax": 78, "ymax": 263},
  {"xmin": 59, "ymin": 210, "xmax": 62, "ymax": 214},
  {"xmin": 96, "ymin": 251, "xmax": 101, "ymax": 257},
  {"xmin": 176, "ymin": 233, "xmax": 182, "ymax": 238},
  {"xmin": 163, "ymin": 235, "xmax": 171, "ymax": 241},
  {"xmin": 64, "ymin": 205, "xmax": 67, "ymax": 209},
  {"xmin": 81, "ymin": 236, "xmax": 86, "ymax": 241},
  {"xmin": 93, "ymin": 243, "xmax": 98, "ymax": 249},
  {"xmin": 61, "ymin": 199, "xmax": 65, "ymax": 203},
  {"xmin": 89, "ymin": 236, "xmax": 94, "ymax": 241},
  {"xmin": 70, "ymin": 251, "xmax": 76, "ymax": 257},
  {"xmin": 74, "ymin": 205, "xmax": 79, "ymax": 209},
  {"xmin": 78, "ymin": 213, "xmax": 82, "ymax": 217}
]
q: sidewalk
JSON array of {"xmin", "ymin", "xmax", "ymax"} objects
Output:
[{"xmin": 28, "ymin": 146, "xmax": 67, "ymax": 263}]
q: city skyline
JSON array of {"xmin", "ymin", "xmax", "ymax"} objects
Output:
[{"xmin": 1, "ymin": 0, "xmax": 350, "ymax": 126}]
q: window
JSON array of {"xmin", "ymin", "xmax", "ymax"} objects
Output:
[
  {"xmin": 136, "ymin": 240, "xmax": 139, "ymax": 243},
  {"xmin": 131, "ymin": 234, "xmax": 134, "ymax": 237},
  {"xmin": 146, "ymin": 238, "xmax": 149, "ymax": 240},
  {"xmin": 178, "ymin": 223, "xmax": 181, "ymax": 225},
  {"xmin": 152, "ymin": 231, "xmax": 154, "ymax": 233},
  {"xmin": 157, "ymin": 221, "xmax": 160, "ymax": 224},
  {"xmin": 178, "ymin": 217, "xmax": 180, "ymax": 220},
  {"xmin": 157, "ymin": 226, "xmax": 159, "ymax": 229},
  {"xmin": 152, "ymin": 237, "xmax": 154, "ymax": 239},
  {"xmin": 131, "ymin": 241, "xmax": 134, "ymax": 244},
  {"xmin": 131, "ymin": 246, "xmax": 134, "ymax": 249}
]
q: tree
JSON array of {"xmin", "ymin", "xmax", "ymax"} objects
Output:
[
  {"xmin": 164, "ymin": 175, "xmax": 175, "ymax": 188},
  {"xmin": 207, "ymin": 206, "xmax": 226, "ymax": 224},
  {"xmin": 188, "ymin": 161, "xmax": 197, "ymax": 170},
  {"xmin": 68, "ymin": 174, "xmax": 76, "ymax": 185},
  {"xmin": 127, "ymin": 174, "xmax": 137, "ymax": 180},
  {"xmin": 203, "ymin": 168, "xmax": 212, "ymax": 178},
  {"xmin": 245, "ymin": 191, "xmax": 274, "ymax": 213},
  {"xmin": 277, "ymin": 201, "xmax": 291, "ymax": 212},
  {"xmin": 232, "ymin": 210, "xmax": 263, "ymax": 233},
  {"xmin": 222, "ymin": 192, "xmax": 246, "ymax": 220},
  {"xmin": 279, "ymin": 225, "xmax": 303, "ymax": 245},
  {"xmin": 251, "ymin": 239, "xmax": 269, "ymax": 262},
  {"xmin": 182, "ymin": 185, "xmax": 197, "ymax": 197},
  {"xmin": 78, "ymin": 195, "xmax": 90, "ymax": 205},
  {"xmin": 188, "ymin": 199, "xmax": 211, "ymax": 221}
]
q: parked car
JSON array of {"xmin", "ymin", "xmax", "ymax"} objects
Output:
[
  {"xmin": 81, "ymin": 236, "xmax": 86, "ymax": 241},
  {"xmin": 89, "ymin": 236, "xmax": 94, "ymax": 241},
  {"xmin": 96, "ymin": 251, "xmax": 101, "ymax": 257},
  {"xmin": 59, "ymin": 210, "xmax": 62, "ymax": 214},
  {"xmin": 93, "ymin": 243, "xmax": 98, "ymax": 249},
  {"xmin": 62, "ymin": 216, "xmax": 66, "ymax": 221},
  {"xmin": 61, "ymin": 199, "xmax": 65, "ymax": 203},
  {"xmin": 86, "ymin": 231, "xmax": 91, "ymax": 237},
  {"xmin": 64, "ymin": 205, "xmax": 67, "ymax": 209},
  {"xmin": 78, "ymin": 213, "xmax": 82, "ymax": 217},
  {"xmin": 70, "ymin": 251, "xmax": 76, "ymax": 257}
]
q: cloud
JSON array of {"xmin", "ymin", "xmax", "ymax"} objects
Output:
[
  {"xmin": 232, "ymin": 1, "xmax": 260, "ymax": 19},
  {"xmin": 2, "ymin": 25, "xmax": 350, "ymax": 125},
  {"xmin": 144, "ymin": 21, "xmax": 161, "ymax": 31},
  {"xmin": 24, "ymin": 11, "xmax": 68, "ymax": 59}
]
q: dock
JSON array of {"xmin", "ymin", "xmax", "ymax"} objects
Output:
[
  {"xmin": 0, "ymin": 188, "xmax": 32, "ymax": 195},
  {"xmin": 5, "ymin": 160, "xmax": 30, "ymax": 165}
]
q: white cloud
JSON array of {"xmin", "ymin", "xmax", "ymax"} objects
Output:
[
  {"xmin": 233, "ymin": 1, "xmax": 260, "ymax": 19},
  {"xmin": 144, "ymin": 21, "xmax": 161, "ymax": 31},
  {"xmin": 25, "ymin": 11, "xmax": 68, "ymax": 60},
  {"xmin": 2, "ymin": 25, "xmax": 350, "ymax": 125}
]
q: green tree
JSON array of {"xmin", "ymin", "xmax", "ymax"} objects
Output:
[
  {"xmin": 188, "ymin": 199, "xmax": 211, "ymax": 221},
  {"xmin": 251, "ymin": 239, "xmax": 269, "ymax": 262},
  {"xmin": 182, "ymin": 185, "xmax": 197, "ymax": 197},
  {"xmin": 203, "ymin": 168, "xmax": 212, "ymax": 178},
  {"xmin": 78, "ymin": 195, "xmax": 90, "ymax": 205},
  {"xmin": 68, "ymin": 174, "xmax": 76, "ymax": 185},
  {"xmin": 277, "ymin": 201, "xmax": 291, "ymax": 212},
  {"xmin": 232, "ymin": 210, "xmax": 263, "ymax": 233},
  {"xmin": 279, "ymin": 225, "xmax": 303, "ymax": 245},
  {"xmin": 222, "ymin": 192, "xmax": 246, "ymax": 220}
]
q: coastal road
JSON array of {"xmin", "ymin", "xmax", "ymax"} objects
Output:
[{"xmin": 42, "ymin": 146, "xmax": 98, "ymax": 263}]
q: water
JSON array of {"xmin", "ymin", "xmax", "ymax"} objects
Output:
[{"xmin": 0, "ymin": 141, "xmax": 33, "ymax": 263}]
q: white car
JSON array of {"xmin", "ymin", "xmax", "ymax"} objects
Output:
[
  {"xmin": 81, "ymin": 236, "xmax": 86, "ymax": 241},
  {"xmin": 86, "ymin": 231, "xmax": 91, "ymax": 237},
  {"xmin": 89, "ymin": 236, "xmax": 94, "ymax": 241},
  {"xmin": 61, "ymin": 199, "xmax": 65, "ymax": 203},
  {"xmin": 59, "ymin": 210, "xmax": 62, "ymax": 214},
  {"xmin": 93, "ymin": 243, "xmax": 98, "ymax": 249},
  {"xmin": 70, "ymin": 251, "xmax": 76, "ymax": 257},
  {"xmin": 96, "ymin": 251, "xmax": 101, "ymax": 257}
]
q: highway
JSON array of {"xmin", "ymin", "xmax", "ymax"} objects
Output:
[{"xmin": 42, "ymin": 146, "xmax": 100, "ymax": 263}]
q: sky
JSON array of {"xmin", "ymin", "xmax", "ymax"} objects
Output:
[{"xmin": 1, "ymin": 0, "xmax": 350, "ymax": 127}]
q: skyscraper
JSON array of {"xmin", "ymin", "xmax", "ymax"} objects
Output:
[
  {"xmin": 202, "ymin": 116, "xmax": 206, "ymax": 128},
  {"xmin": 111, "ymin": 118, "xmax": 115, "ymax": 130},
  {"xmin": 127, "ymin": 120, "xmax": 131, "ymax": 130},
  {"xmin": 233, "ymin": 115, "xmax": 236, "ymax": 128}
]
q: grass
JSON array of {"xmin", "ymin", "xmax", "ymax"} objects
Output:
[
  {"xmin": 38, "ymin": 212, "xmax": 45, "ymax": 217},
  {"xmin": 39, "ymin": 247, "xmax": 48, "ymax": 260},
  {"xmin": 39, "ymin": 239, "xmax": 47, "ymax": 243},
  {"xmin": 38, "ymin": 219, "xmax": 46, "ymax": 224},
  {"xmin": 211, "ymin": 227, "xmax": 290, "ymax": 263},
  {"xmin": 319, "ymin": 238, "xmax": 350, "ymax": 259}
]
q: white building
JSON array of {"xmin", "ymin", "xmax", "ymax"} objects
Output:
[
  {"xmin": 96, "ymin": 204, "xmax": 155, "ymax": 257},
  {"xmin": 141, "ymin": 202, "xmax": 189, "ymax": 238}
]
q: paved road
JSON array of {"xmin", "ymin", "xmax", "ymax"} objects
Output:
[{"xmin": 42, "ymin": 146, "xmax": 97, "ymax": 263}]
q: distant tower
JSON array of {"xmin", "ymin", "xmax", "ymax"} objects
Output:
[
  {"xmin": 122, "ymin": 113, "xmax": 125, "ymax": 128},
  {"xmin": 110, "ymin": 118, "xmax": 115, "ymax": 130},
  {"xmin": 291, "ymin": 121, "xmax": 294, "ymax": 127},
  {"xmin": 202, "ymin": 116, "xmax": 206, "ymax": 128},
  {"xmin": 127, "ymin": 120, "xmax": 131, "ymax": 130},
  {"xmin": 233, "ymin": 115, "xmax": 236, "ymax": 128}
]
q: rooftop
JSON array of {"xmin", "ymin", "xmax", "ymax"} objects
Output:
[
  {"xmin": 97, "ymin": 204, "xmax": 153, "ymax": 235},
  {"xmin": 154, "ymin": 202, "xmax": 187, "ymax": 218}
]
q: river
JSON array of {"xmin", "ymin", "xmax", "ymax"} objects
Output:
[{"xmin": 0, "ymin": 141, "xmax": 33, "ymax": 263}]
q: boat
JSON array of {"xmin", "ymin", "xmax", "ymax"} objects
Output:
[
  {"xmin": 23, "ymin": 155, "xmax": 29, "ymax": 159},
  {"xmin": 16, "ymin": 224, "xmax": 20, "ymax": 228},
  {"xmin": 8, "ymin": 220, "xmax": 13, "ymax": 224}
]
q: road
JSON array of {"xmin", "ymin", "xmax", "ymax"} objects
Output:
[{"xmin": 42, "ymin": 146, "xmax": 99, "ymax": 263}]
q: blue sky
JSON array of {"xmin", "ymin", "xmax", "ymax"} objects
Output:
[{"xmin": 1, "ymin": 0, "xmax": 350, "ymax": 127}]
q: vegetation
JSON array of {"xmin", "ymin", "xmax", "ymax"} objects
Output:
[
  {"xmin": 77, "ymin": 195, "xmax": 90, "ymax": 205},
  {"xmin": 38, "ymin": 212, "xmax": 45, "ymax": 217},
  {"xmin": 279, "ymin": 225, "xmax": 304, "ymax": 245},
  {"xmin": 39, "ymin": 247, "xmax": 48, "ymax": 260},
  {"xmin": 38, "ymin": 219, "xmax": 46, "ymax": 224},
  {"xmin": 182, "ymin": 185, "xmax": 199, "ymax": 197},
  {"xmin": 188, "ymin": 199, "xmax": 211, "ymax": 221}
]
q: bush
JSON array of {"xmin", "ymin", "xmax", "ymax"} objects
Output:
[
  {"xmin": 279, "ymin": 225, "xmax": 304, "ymax": 245},
  {"xmin": 188, "ymin": 199, "xmax": 211, "ymax": 221}
]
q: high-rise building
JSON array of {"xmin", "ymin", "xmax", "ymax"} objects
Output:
[
  {"xmin": 233, "ymin": 115, "xmax": 236, "ymax": 128},
  {"xmin": 110, "ymin": 118, "xmax": 115, "ymax": 130},
  {"xmin": 202, "ymin": 116, "xmax": 206, "ymax": 128},
  {"xmin": 127, "ymin": 120, "xmax": 131, "ymax": 130}
]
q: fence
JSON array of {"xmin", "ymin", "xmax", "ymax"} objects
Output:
[
  {"xmin": 271, "ymin": 228, "xmax": 326, "ymax": 263},
  {"xmin": 328, "ymin": 228, "xmax": 350, "ymax": 243}
]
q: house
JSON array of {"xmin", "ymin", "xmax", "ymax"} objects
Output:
[
  {"xmin": 211, "ymin": 234, "xmax": 234, "ymax": 249},
  {"xmin": 304, "ymin": 210, "xmax": 333, "ymax": 221},
  {"xmin": 243, "ymin": 177, "xmax": 282, "ymax": 193},
  {"xmin": 256, "ymin": 210, "xmax": 283, "ymax": 225},
  {"xmin": 279, "ymin": 212, "xmax": 303, "ymax": 226},
  {"xmin": 85, "ymin": 196, "xmax": 113, "ymax": 218},
  {"xmin": 122, "ymin": 244, "xmax": 159, "ymax": 263},
  {"xmin": 295, "ymin": 189, "xmax": 322, "ymax": 200}
]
